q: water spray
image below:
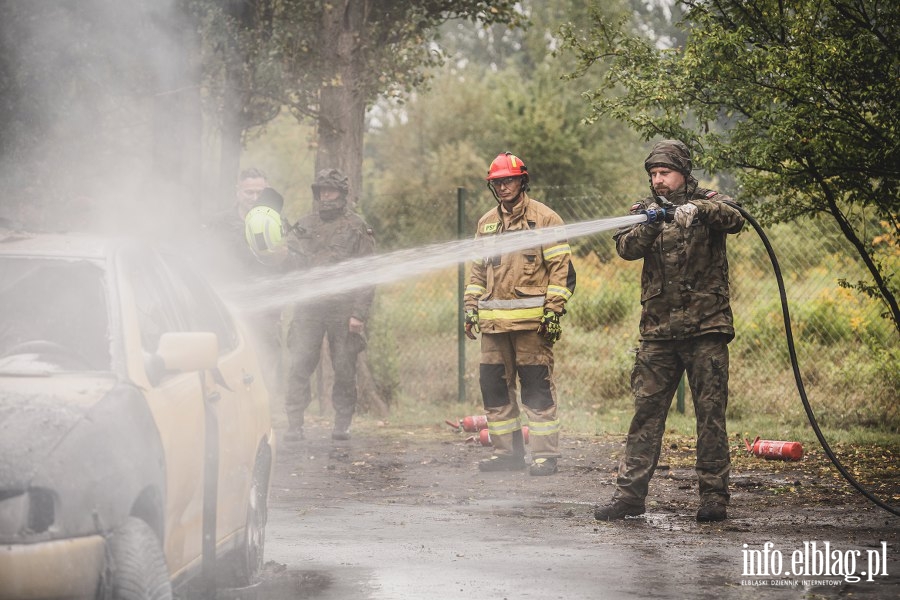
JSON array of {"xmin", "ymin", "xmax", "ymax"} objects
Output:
[
  {"xmin": 224, "ymin": 213, "xmax": 645, "ymax": 312},
  {"xmin": 222, "ymin": 203, "xmax": 898, "ymax": 516}
]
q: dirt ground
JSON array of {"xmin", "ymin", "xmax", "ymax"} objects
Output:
[{"xmin": 244, "ymin": 418, "xmax": 900, "ymax": 599}]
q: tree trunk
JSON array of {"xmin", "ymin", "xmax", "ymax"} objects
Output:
[
  {"xmin": 312, "ymin": 1, "xmax": 387, "ymax": 415},
  {"xmin": 315, "ymin": 0, "xmax": 366, "ymax": 206}
]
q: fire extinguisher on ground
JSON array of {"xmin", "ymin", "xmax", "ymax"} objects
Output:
[
  {"xmin": 445, "ymin": 414, "xmax": 488, "ymax": 432},
  {"xmin": 744, "ymin": 436, "xmax": 803, "ymax": 461}
]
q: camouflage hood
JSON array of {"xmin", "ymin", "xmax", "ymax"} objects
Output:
[
  {"xmin": 312, "ymin": 168, "xmax": 350, "ymax": 217},
  {"xmin": 644, "ymin": 139, "xmax": 693, "ymax": 175}
]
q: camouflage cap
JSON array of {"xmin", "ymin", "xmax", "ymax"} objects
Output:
[{"xmin": 644, "ymin": 139, "xmax": 692, "ymax": 175}]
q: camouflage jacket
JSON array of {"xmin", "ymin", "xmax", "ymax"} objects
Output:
[
  {"xmin": 284, "ymin": 209, "xmax": 376, "ymax": 321},
  {"xmin": 465, "ymin": 194, "xmax": 576, "ymax": 333},
  {"xmin": 614, "ymin": 187, "xmax": 744, "ymax": 341}
]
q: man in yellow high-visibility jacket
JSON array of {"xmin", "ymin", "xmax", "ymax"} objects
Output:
[{"xmin": 464, "ymin": 152, "xmax": 576, "ymax": 476}]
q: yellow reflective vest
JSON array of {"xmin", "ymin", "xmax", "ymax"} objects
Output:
[{"xmin": 465, "ymin": 194, "xmax": 576, "ymax": 333}]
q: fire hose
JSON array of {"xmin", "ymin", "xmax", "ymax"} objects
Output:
[{"xmin": 642, "ymin": 200, "xmax": 899, "ymax": 516}]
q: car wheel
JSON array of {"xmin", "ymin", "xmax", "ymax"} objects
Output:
[
  {"xmin": 107, "ymin": 517, "xmax": 173, "ymax": 600},
  {"xmin": 234, "ymin": 460, "xmax": 269, "ymax": 585}
]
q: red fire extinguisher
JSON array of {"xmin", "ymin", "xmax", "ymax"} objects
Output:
[
  {"xmin": 744, "ymin": 436, "xmax": 804, "ymax": 461},
  {"xmin": 445, "ymin": 414, "xmax": 488, "ymax": 432},
  {"xmin": 477, "ymin": 426, "xmax": 529, "ymax": 447}
]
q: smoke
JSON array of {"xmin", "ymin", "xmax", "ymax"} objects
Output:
[{"xmin": 0, "ymin": 0, "xmax": 198, "ymax": 238}]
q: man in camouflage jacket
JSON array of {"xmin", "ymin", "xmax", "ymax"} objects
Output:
[
  {"xmin": 282, "ymin": 168, "xmax": 375, "ymax": 443},
  {"xmin": 595, "ymin": 140, "xmax": 744, "ymax": 523}
]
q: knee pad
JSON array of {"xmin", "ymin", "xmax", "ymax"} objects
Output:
[
  {"xmin": 479, "ymin": 363, "xmax": 508, "ymax": 408},
  {"xmin": 518, "ymin": 364, "xmax": 553, "ymax": 410}
]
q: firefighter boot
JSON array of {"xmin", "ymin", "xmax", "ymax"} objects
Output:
[
  {"xmin": 478, "ymin": 429, "xmax": 527, "ymax": 471},
  {"xmin": 529, "ymin": 457, "xmax": 558, "ymax": 476},
  {"xmin": 478, "ymin": 454, "xmax": 528, "ymax": 471}
]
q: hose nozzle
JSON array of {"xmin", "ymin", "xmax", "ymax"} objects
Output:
[{"xmin": 640, "ymin": 196, "xmax": 676, "ymax": 224}]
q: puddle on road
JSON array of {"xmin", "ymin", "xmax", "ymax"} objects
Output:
[
  {"xmin": 227, "ymin": 565, "xmax": 334, "ymax": 600},
  {"xmin": 466, "ymin": 497, "xmax": 720, "ymax": 532}
]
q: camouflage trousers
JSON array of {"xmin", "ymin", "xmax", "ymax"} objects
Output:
[
  {"xmin": 479, "ymin": 330, "xmax": 561, "ymax": 459},
  {"xmin": 285, "ymin": 310, "xmax": 363, "ymax": 431},
  {"xmin": 614, "ymin": 334, "xmax": 731, "ymax": 506}
]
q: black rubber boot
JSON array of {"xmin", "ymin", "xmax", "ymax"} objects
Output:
[
  {"xmin": 478, "ymin": 455, "xmax": 528, "ymax": 472},
  {"xmin": 696, "ymin": 502, "xmax": 727, "ymax": 522},
  {"xmin": 593, "ymin": 500, "xmax": 646, "ymax": 521}
]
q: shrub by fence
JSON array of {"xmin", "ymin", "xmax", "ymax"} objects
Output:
[{"xmin": 360, "ymin": 186, "xmax": 899, "ymax": 432}]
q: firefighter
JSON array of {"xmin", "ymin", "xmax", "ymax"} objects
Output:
[
  {"xmin": 594, "ymin": 139, "xmax": 744, "ymax": 523},
  {"xmin": 282, "ymin": 168, "xmax": 376, "ymax": 442},
  {"xmin": 464, "ymin": 152, "xmax": 576, "ymax": 476}
]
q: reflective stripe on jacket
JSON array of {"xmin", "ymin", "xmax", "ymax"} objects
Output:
[{"xmin": 465, "ymin": 194, "xmax": 576, "ymax": 333}]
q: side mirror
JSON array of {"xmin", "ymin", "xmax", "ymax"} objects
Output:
[{"xmin": 156, "ymin": 331, "xmax": 219, "ymax": 372}]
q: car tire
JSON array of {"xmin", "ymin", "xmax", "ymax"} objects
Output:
[
  {"xmin": 234, "ymin": 458, "xmax": 269, "ymax": 586},
  {"xmin": 107, "ymin": 517, "xmax": 173, "ymax": 600}
]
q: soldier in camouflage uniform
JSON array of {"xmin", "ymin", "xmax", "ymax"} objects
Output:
[
  {"xmin": 594, "ymin": 140, "xmax": 744, "ymax": 523},
  {"xmin": 282, "ymin": 168, "xmax": 376, "ymax": 443}
]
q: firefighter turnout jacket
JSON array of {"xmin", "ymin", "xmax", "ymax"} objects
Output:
[{"xmin": 464, "ymin": 194, "xmax": 575, "ymax": 328}]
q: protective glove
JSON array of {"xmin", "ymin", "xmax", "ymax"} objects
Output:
[
  {"xmin": 674, "ymin": 202, "xmax": 699, "ymax": 228},
  {"xmin": 464, "ymin": 308, "xmax": 480, "ymax": 340},
  {"xmin": 537, "ymin": 309, "xmax": 562, "ymax": 343}
]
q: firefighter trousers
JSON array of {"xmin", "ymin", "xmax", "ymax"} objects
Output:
[
  {"xmin": 613, "ymin": 334, "xmax": 731, "ymax": 506},
  {"xmin": 479, "ymin": 330, "xmax": 561, "ymax": 459}
]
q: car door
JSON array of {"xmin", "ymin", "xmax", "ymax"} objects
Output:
[
  {"xmin": 116, "ymin": 250, "xmax": 209, "ymax": 575},
  {"xmin": 157, "ymin": 254, "xmax": 267, "ymax": 548}
]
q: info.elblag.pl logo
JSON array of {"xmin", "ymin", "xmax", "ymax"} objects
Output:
[{"xmin": 741, "ymin": 541, "xmax": 890, "ymax": 584}]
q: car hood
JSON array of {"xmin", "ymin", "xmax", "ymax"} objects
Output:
[{"xmin": 0, "ymin": 375, "xmax": 116, "ymax": 488}]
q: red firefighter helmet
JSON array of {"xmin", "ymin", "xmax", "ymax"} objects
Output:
[{"xmin": 486, "ymin": 152, "xmax": 529, "ymax": 183}]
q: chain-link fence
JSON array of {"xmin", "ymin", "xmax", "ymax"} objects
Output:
[{"xmin": 359, "ymin": 185, "xmax": 899, "ymax": 432}]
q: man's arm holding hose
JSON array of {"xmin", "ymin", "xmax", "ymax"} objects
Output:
[
  {"xmin": 688, "ymin": 194, "xmax": 745, "ymax": 233},
  {"xmin": 614, "ymin": 199, "xmax": 666, "ymax": 260}
]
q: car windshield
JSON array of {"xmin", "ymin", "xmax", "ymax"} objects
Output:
[{"xmin": 0, "ymin": 257, "xmax": 111, "ymax": 373}]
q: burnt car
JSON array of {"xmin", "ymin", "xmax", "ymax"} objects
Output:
[{"xmin": 0, "ymin": 231, "xmax": 275, "ymax": 598}]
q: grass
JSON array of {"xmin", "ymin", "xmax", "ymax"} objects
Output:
[
  {"xmin": 369, "ymin": 392, "xmax": 900, "ymax": 449},
  {"xmin": 362, "ymin": 244, "xmax": 899, "ymax": 435}
]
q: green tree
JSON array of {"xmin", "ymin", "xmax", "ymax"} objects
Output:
[
  {"xmin": 364, "ymin": 0, "xmax": 646, "ymax": 251},
  {"xmin": 560, "ymin": 0, "xmax": 900, "ymax": 334},
  {"xmin": 192, "ymin": 1, "xmax": 525, "ymax": 209}
]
